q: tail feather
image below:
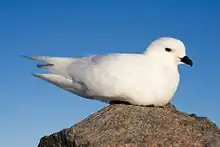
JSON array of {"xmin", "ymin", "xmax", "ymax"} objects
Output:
[
  {"xmin": 22, "ymin": 55, "xmax": 78, "ymax": 65},
  {"xmin": 33, "ymin": 73, "xmax": 91, "ymax": 98},
  {"xmin": 33, "ymin": 73, "xmax": 74, "ymax": 92},
  {"xmin": 23, "ymin": 55, "xmax": 79, "ymax": 76},
  {"xmin": 36, "ymin": 63, "xmax": 54, "ymax": 68}
]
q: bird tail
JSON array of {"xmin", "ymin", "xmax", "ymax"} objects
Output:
[
  {"xmin": 33, "ymin": 74, "xmax": 72, "ymax": 90},
  {"xmin": 33, "ymin": 73, "xmax": 74, "ymax": 92},
  {"xmin": 22, "ymin": 55, "xmax": 77, "ymax": 65},
  {"xmin": 33, "ymin": 73, "xmax": 91, "ymax": 98},
  {"xmin": 23, "ymin": 55, "xmax": 78, "ymax": 76}
]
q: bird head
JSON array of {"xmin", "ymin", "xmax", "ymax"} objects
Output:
[{"xmin": 145, "ymin": 37, "xmax": 193, "ymax": 67}]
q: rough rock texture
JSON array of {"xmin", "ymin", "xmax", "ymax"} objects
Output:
[{"xmin": 38, "ymin": 104, "xmax": 220, "ymax": 147}]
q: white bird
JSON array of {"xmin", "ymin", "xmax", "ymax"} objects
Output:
[{"xmin": 23, "ymin": 37, "xmax": 193, "ymax": 106}]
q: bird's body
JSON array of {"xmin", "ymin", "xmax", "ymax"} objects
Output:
[
  {"xmin": 24, "ymin": 37, "xmax": 192, "ymax": 106},
  {"xmin": 66, "ymin": 53, "xmax": 180, "ymax": 105}
]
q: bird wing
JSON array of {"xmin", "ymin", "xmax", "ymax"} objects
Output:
[{"xmin": 23, "ymin": 54, "xmax": 146, "ymax": 102}]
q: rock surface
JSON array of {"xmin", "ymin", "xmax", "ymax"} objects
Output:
[{"xmin": 38, "ymin": 104, "xmax": 220, "ymax": 147}]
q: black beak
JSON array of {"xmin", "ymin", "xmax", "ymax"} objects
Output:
[{"xmin": 180, "ymin": 56, "xmax": 193, "ymax": 67}]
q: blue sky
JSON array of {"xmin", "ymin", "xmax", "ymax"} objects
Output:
[{"xmin": 1, "ymin": 1, "xmax": 220, "ymax": 147}]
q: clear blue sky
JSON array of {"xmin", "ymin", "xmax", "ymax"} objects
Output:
[{"xmin": 1, "ymin": 1, "xmax": 220, "ymax": 147}]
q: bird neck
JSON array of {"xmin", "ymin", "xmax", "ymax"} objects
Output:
[{"xmin": 144, "ymin": 51, "xmax": 178, "ymax": 69}]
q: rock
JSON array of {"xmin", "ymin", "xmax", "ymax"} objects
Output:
[{"xmin": 38, "ymin": 104, "xmax": 220, "ymax": 147}]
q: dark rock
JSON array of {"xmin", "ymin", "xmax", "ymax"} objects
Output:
[{"xmin": 38, "ymin": 104, "xmax": 220, "ymax": 147}]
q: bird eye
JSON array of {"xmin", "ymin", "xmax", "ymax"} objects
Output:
[{"xmin": 165, "ymin": 48, "xmax": 172, "ymax": 52}]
